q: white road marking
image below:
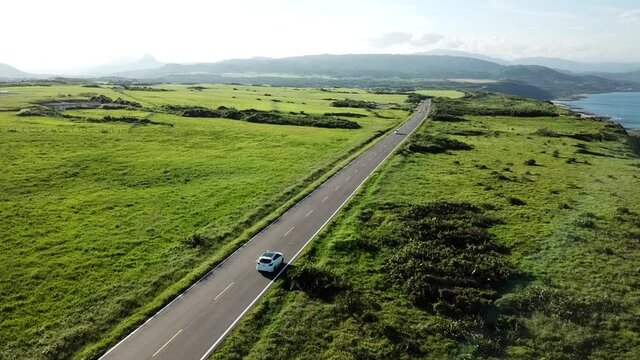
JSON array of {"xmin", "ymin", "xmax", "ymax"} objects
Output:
[
  {"xmin": 305, "ymin": 209, "xmax": 314, "ymax": 217},
  {"xmin": 214, "ymin": 282, "xmax": 234, "ymax": 301},
  {"xmin": 152, "ymin": 329, "xmax": 183, "ymax": 357},
  {"xmin": 346, "ymin": 176, "xmax": 351, "ymax": 181},
  {"xmin": 335, "ymin": 185, "xmax": 341, "ymax": 191},
  {"xmin": 354, "ymin": 169, "xmax": 359, "ymax": 173},
  {"xmin": 284, "ymin": 227, "xmax": 295, "ymax": 237},
  {"xmin": 102, "ymin": 101, "xmax": 430, "ymax": 360},
  {"xmin": 197, "ymin": 102, "xmax": 429, "ymax": 360},
  {"xmin": 321, "ymin": 196, "xmax": 328, "ymax": 203}
]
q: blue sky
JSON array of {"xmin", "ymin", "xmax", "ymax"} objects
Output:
[{"xmin": 3, "ymin": 0, "xmax": 639, "ymax": 72}]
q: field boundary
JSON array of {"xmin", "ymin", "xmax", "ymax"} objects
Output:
[{"xmin": 79, "ymin": 109, "xmax": 416, "ymax": 359}]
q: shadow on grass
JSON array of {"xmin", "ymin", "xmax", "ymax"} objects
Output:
[{"xmin": 258, "ymin": 263, "xmax": 296, "ymax": 281}]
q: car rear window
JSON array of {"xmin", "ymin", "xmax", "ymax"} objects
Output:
[{"xmin": 259, "ymin": 258, "xmax": 272, "ymax": 264}]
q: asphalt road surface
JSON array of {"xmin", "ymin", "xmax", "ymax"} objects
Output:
[{"xmin": 100, "ymin": 100, "xmax": 430, "ymax": 360}]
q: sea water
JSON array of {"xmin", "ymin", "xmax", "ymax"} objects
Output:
[{"xmin": 557, "ymin": 92, "xmax": 640, "ymax": 130}]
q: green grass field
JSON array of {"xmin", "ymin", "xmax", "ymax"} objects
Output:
[
  {"xmin": 0, "ymin": 84, "xmax": 459, "ymax": 359},
  {"xmin": 213, "ymin": 94, "xmax": 640, "ymax": 359}
]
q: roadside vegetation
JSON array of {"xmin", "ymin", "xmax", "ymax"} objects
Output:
[
  {"xmin": 214, "ymin": 93, "xmax": 640, "ymax": 359},
  {"xmin": 158, "ymin": 104, "xmax": 361, "ymax": 129},
  {"xmin": 0, "ymin": 84, "xmax": 441, "ymax": 359}
]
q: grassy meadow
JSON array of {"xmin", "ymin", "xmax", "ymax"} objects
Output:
[
  {"xmin": 0, "ymin": 84, "xmax": 443, "ymax": 359},
  {"xmin": 213, "ymin": 94, "xmax": 640, "ymax": 359}
]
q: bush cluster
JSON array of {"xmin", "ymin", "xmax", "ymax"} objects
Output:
[
  {"xmin": 430, "ymin": 111, "xmax": 466, "ymax": 122},
  {"xmin": 16, "ymin": 106, "xmax": 62, "ymax": 117},
  {"xmin": 495, "ymin": 285, "xmax": 622, "ymax": 326},
  {"xmin": 120, "ymin": 85, "xmax": 170, "ymax": 92},
  {"xmin": 330, "ymin": 98, "xmax": 379, "ymax": 109},
  {"xmin": 382, "ymin": 202, "xmax": 516, "ymax": 315},
  {"xmin": 86, "ymin": 95, "xmax": 142, "ymax": 108},
  {"xmin": 434, "ymin": 94, "xmax": 559, "ymax": 117},
  {"xmin": 408, "ymin": 133, "xmax": 473, "ymax": 153},
  {"xmin": 98, "ymin": 116, "xmax": 171, "ymax": 127},
  {"xmin": 405, "ymin": 93, "xmax": 430, "ymax": 104},
  {"xmin": 628, "ymin": 133, "xmax": 640, "ymax": 156},
  {"xmin": 159, "ymin": 105, "xmax": 361, "ymax": 129},
  {"xmin": 283, "ymin": 264, "xmax": 347, "ymax": 301},
  {"xmin": 322, "ymin": 112, "xmax": 368, "ymax": 118}
]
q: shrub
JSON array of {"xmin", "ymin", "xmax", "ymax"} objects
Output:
[
  {"xmin": 575, "ymin": 218, "xmax": 596, "ymax": 229},
  {"xmin": 181, "ymin": 233, "xmax": 212, "ymax": 248},
  {"xmin": 616, "ymin": 207, "xmax": 631, "ymax": 215},
  {"xmin": 158, "ymin": 105, "xmax": 360, "ymax": 129},
  {"xmin": 495, "ymin": 285, "xmax": 622, "ymax": 326},
  {"xmin": 536, "ymin": 128, "xmax": 559, "ymax": 137},
  {"xmin": 567, "ymin": 132, "xmax": 618, "ymax": 142},
  {"xmin": 16, "ymin": 106, "xmax": 62, "ymax": 117},
  {"xmin": 405, "ymin": 93, "xmax": 430, "ymax": 104},
  {"xmin": 323, "ymin": 112, "xmax": 367, "ymax": 118},
  {"xmin": 331, "ymin": 98, "xmax": 379, "ymax": 109},
  {"xmin": 431, "ymin": 112, "xmax": 466, "ymax": 122},
  {"xmin": 100, "ymin": 116, "xmax": 171, "ymax": 126},
  {"xmin": 284, "ymin": 264, "xmax": 346, "ymax": 300},
  {"xmin": 89, "ymin": 95, "xmax": 113, "ymax": 104},
  {"xmin": 629, "ymin": 133, "xmax": 640, "ymax": 156},
  {"xmin": 508, "ymin": 197, "xmax": 527, "ymax": 206},
  {"xmin": 384, "ymin": 201, "xmax": 515, "ymax": 312},
  {"xmin": 408, "ymin": 134, "xmax": 473, "ymax": 154},
  {"xmin": 113, "ymin": 97, "xmax": 142, "ymax": 108},
  {"xmin": 524, "ymin": 159, "xmax": 537, "ymax": 166}
]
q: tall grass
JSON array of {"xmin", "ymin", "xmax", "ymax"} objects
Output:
[{"xmin": 213, "ymin": 94, "xmax": 640, "ymax": 359}]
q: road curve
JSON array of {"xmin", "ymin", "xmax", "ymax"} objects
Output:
[{"xmin": 100, "ymin": 100, "xmax": 430, "ymax": 360}]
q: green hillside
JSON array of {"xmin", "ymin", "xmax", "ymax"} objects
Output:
[{"xmin": 214, "ymin": 94, "xmax": 640, "ymax": 360}]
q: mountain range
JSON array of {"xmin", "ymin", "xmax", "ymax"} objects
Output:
[
  {"xmin": 418, "ymin": 50, "xmax": 640, "ymax": 73},
  {"xmin": 2, "ymin": 52, "xmax": 640, "ymax": 100}
]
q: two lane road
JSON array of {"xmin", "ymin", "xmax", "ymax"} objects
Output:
[{"xmin": 101, "ymin": 100, "xmax": 430, "ymax": 360}]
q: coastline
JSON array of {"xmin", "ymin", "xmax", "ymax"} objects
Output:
[
  {"xmin": 553, "ymin": 92, "xmax": 640, "ymax": 130},
  {"xmin": 552, "ymin": 99, "xmax": 611, "ymax": 120}
]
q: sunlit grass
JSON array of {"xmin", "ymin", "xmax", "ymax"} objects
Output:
[
  {"xmin": 0, "ymin": 84, "xmax": 414, "ymax": 359},
  {"xmin": 213, "ymin": 95, "xmax": 640, "ymax": 359}
]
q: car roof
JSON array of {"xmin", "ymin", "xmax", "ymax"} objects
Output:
[{"xmin": 261, "ymin": 251, "xmax": 279, "ymax": 259}]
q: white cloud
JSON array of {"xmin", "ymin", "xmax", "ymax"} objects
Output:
[
  {"xmin": 369, "ymin": 32, "xmax": 414, "ymax": 48},
  {"xmin": 410, "ymin": 33, "xmax": 445, "ymax": 47},
  {"xmin": 0, "ymin": 0, "xmax": 638, "ymax": 72},
  {"xmin": 619, "ymin": 9, "xmax": 640, "ymax": 25},
  {"xmin": 368, "ymin": 32, "xmax": 445, "ymax": 50}
]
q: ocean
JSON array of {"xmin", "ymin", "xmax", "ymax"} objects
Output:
[{"xmin": 556, "ymin": 92, "xmax": 640, "ymax": 130}]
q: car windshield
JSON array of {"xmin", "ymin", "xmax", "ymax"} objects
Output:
[{"xmin": 259, "ymin": 258, "xmax": 272, "ymax": 264}]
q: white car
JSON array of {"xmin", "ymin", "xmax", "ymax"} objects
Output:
[{"xmin": 256, "ymin": 251, "xmax": 284, "ymax": 272}]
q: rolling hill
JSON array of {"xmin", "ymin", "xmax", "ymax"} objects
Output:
[
  {"xmin": 111, "ymin": 54, "xmax": 637, "ymax": 99},
  {"xmin": 592, "ymin": 70, "xmax": 640, "ymax": 84},
  {"xmin": 0, "ymin": 63, "xmax": 33, "ymax": 79},
  {"xmin": 115, "ymin": 54, "xmax": 506, "ymax": 79}
]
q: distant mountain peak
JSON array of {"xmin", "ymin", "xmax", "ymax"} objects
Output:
[
  {"xmin": 0, "ymin": 63, "xmax": 33, "ymax": 79},
  {"xmin": 84, "ymin": 54, "xmax": 164, "ymax": 76},
  {"xmin": 141, "ymin": 53, "xmax": 157, "ymax": 61}
]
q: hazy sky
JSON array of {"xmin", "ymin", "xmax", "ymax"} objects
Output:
[{"xmin": 3, "ymin": 0, "xmax": 640, "ymax": 72}]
